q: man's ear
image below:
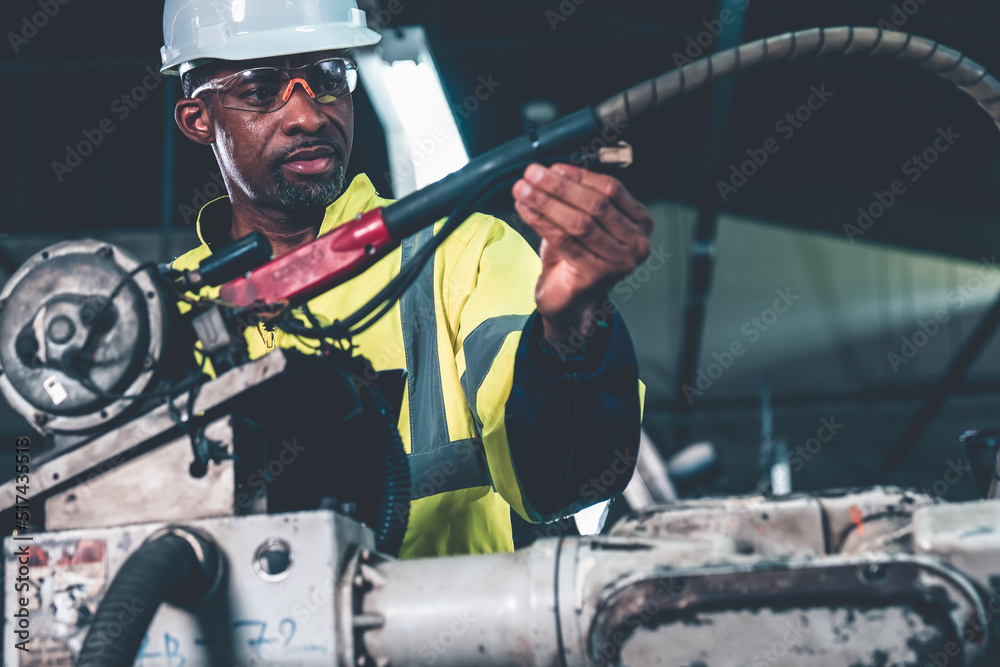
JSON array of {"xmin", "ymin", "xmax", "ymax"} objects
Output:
[{"xmin": 175, "ymin": 98, "xmax": 215, "ymax": 145}]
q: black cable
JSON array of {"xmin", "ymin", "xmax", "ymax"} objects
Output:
[
  {"xmin": 70, "ymin": 350, "xmax": 209, "ymax": 402},
  {"xmin": 76, "ymin": 261, "xmax": 160, "ymax": 358},
  {"xmin": 280, "ymin": 160, "xmax": 534, "ymax": 342},
  {"xmin": 59, "ymin": 28, "xmax": 999, "ymax": 424},
  {"xmin": 338, "ymin": 160, "xmax": 564, "ymax": 339},
  {"xmin": 327, "ymin": 175, "xmax": 515, "ymax": 338},
  {"xmin": 584, "ymin": 26, "xmax": 1000, "ymax": 471}
]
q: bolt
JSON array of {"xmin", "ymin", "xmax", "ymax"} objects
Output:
[
  {"xmin": 141, "ymin": 355, "xmax": 155, "ymax": 371},
  {"xmin": 859, "ymin": 563, "xmax": 888, "ymax": 584},
  {"xmin": 97, "ymin": 246, "xmax": 114, "ymax": 258},
  {"xmin": 47, "ymin": 315, "xmax": 76, "ymax": 345},
  {"xmin": 964, "ymin": 616, "xmax": 985, "ymax": 643}
]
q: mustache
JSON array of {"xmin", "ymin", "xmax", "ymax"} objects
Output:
[{"xmin": 275, "ymin": 138, "xmax": 344, "ymax": 164}]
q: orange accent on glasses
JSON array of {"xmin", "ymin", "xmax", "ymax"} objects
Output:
[{"xmin": 281, "ymin": 78, "xmax": 316, "ymax": 102}]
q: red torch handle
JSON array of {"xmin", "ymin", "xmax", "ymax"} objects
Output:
[{"xmin": 218, "ymin": 208, "xmax": 394, "ymax": 308}]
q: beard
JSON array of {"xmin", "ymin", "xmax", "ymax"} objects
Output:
[{"xmin": 271, "ymin": 142, "xmax": 347, "ymax": 211}]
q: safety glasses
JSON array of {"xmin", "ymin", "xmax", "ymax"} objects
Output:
[{"xmin": 190, "ymin": 57, "xmax": 358, "ymax": 113}]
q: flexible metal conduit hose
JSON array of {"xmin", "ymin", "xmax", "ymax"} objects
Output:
[
  {"xmin": 384, "ymin": 27, "xmax": 1000, "ymax": 241},
  {"xmin": 596, "ymin": 26, "xmax": 1000, "ymax": 134},
  {"xmin": 76, "ymin": 528, "xmax": 219, "ymax": 667}
]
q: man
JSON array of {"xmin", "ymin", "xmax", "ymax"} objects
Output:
[{"xmin": 165, "ymin": 0, "xmax": 651, "ymax": 559}]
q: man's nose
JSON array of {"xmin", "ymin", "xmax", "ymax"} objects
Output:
[{"xmin": 280, "ymin": 79, "xmax": 329, "ymax": 134}]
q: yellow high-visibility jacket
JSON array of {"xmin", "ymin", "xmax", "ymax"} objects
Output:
[{"xmin": 172, "ymin": 174, "xmax": 641, "ymax": 559}]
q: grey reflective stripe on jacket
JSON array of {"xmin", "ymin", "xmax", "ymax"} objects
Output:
[
  {"xmin": 400, "ymin": 226, "xmax": 496, "ymax": 500},
  {"xmin": 459, "ymin": 313, "xmax": 529, "ymax": 431}
]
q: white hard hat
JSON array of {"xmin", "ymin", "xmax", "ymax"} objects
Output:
[{"xmin": 161, "ymin": 0, "xmax": 381, "ymax": 76}]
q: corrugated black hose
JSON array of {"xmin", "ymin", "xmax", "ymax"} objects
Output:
[
  {"xmin": 77, "ymin": 528, "xmax": 219, "ymax": 667},
  {"xmin": 357, "ymin": 360, "xmax": 411, "ymax": 557}
]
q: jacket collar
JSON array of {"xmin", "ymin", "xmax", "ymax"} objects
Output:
[{"xmin": 193, "ymin": 173, "xmax": 383, "ymax": 253}]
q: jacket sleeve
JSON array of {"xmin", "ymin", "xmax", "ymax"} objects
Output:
[
  {"xmin": 505, "ymin": 305, "xmax": 641, "ymax": 522},
  {"xmin": 451, "ymin": 216, "xmax": 642, "ymax": 523}
]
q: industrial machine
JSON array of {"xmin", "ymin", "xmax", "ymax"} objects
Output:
[{"xmin": 4, "ymin": 26, "xmax": 1000, "ymax": 666}]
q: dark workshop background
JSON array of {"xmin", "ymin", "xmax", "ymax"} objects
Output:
[{"xmin": 4, "ymin": 0, "xmax": 1000, "ymax": 501}]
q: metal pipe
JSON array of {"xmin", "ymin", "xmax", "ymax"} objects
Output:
[
  {"xmin": 882, "ymin": 291, "xmax": 1000, "ymax": 470},
  {"xmin": 673, "ymin": 0, "xmax": 746, "ymax": 442},
  {"xmin": 359, "ymin": 543, "xmax": 561, "ymax": 666}
]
